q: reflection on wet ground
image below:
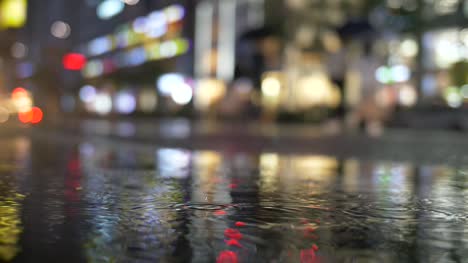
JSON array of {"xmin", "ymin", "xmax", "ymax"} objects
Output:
[{"xmin": 1, "ymin": 135, "xmax": 468, "ymax": 262}]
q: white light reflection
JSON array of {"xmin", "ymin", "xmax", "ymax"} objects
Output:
[{"xmin": 157, "ymin": 148, "xmax": 191, "ymax": 179}]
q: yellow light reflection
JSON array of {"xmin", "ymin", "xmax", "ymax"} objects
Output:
[
  {"xmin": 192, "ymin": 151, "xmax": 225, "ymax": 203},
  {"xmin": 259, "ymin": 153, "xmax": 280, "ymax": 193},
  {"xmin": 0, "ymin": 193, "xmax": 24, "ymax": 261},
  {"xmin": 290, "ymin": 155, "xmax": 339, "ymax": 179}
]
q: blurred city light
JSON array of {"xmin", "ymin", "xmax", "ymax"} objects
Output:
[
  {"xmin": 11, "ymin": 42, "xmax": 27, "ymax": 59},
  {"xmin": 0, "ymin": 0, "xmax": 27, "ymax": 28},
  {"xmin": 63, "ymin": 53, "xmax": 87, "ymax": 71},
  {"xmin": 445, "ymin": 86, "xmax": 463, "ymax": 108},
  {"xmin": 399, "ymin": 85, "xmax": 417, "ymax": 107},
  {"xmin": 295, "ymin": 72, "xmax": 340, "ymax": 109},
  {"xmin": 122, "ymin": 0, "xmax": 139, "ymax": 6},
  {"xmin": 79, "ymin": 85, "xmax": 97, "ymax": 104},
  {"xmin": 132, "ymin": 17, "xmax": 147, "ymax": 33},
  {"xmin": 88, "ymin": 37, "xmax": 113, "ymax": 56},
  {"xmin": 115, "ymin": 90, "xmax": 136, "ymax": 114},
  {"xmin": 0, "ymin": 0, "xmax": 465, "ymax": 128},
  {"xmin": 18, "ymin": 106, "xmax": 43, "ymax": 124},
  {"xmin": 97, "ymin": 0, "xmax": 124, "ymax": 20},
  {"xmin": 261, "ymin": 77, "xmax": 281, "ymax": 97},
  {"xmin": 93, "ymin": 93, "xmax": 113, "ymax": 115},
  {"xmin": 391, "ymin": 65, "xmax": 411, "ymax": 83},
  {"xmin": 11, "ymin": 87, "xmax": 27, "ymax": 99},
  {"xmin": 171, "ymin": 82, "xmax": 193, "ymax": 105},
  {"xmin": 30, "ymin": 107, "xmax": 43, "ymax": 124},
  {"xmin": 194, "ymin": 79, "xmax": 226, "ymax": 112},
  {"xmin": 146, "ymin": 11, "xmax": 167, "ymax": 38},
  {"xmin": 11, "ymin": 87, "xmax": 32, "ymax": 113},
  {"xmin": 261, "ymin": 72, "xmax": 283, "ymax": 113},
  {"xmin": 375, "ymin": 66, "xmax": 392, "ymax": 84},
  {"xmin": 18, "ymin": 110, "xmax": 32, "ymax": 123},
  {"xmin": 50, "ymin": 21, "xmax": 71, "ymax": 39},
  {"xmin": 138, "ymin": 88, "xmax": 158, "ymax": 113},
  {"xmin": 399, "ymin": 38, "xmax": 418, "ymax": 57},
  {"xmin": 164, "ymin": 4, "xmax": 185, "ymax": 23},
  {"xmin": 157, "ymin": 73, "xmax": 185, "ymax": 96}
]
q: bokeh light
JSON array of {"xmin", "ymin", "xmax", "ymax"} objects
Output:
[
  {"xmin": 139, "ymin": 88, "xmax": 158, "ymax": 113},
  {"xmin": 171, "ymin": 82, "xmax": 193, "ymax": 105},
  {"xmin": 122, "ymin": 0, "xmax": 139, "ymax": 5},
  {"xmin": 11, "ymin": 87, "xmax": 28, "ymax": 100},
  {"xmin": 164, "ymin": 4, "xmax": 185, "ymax": 22},
  {"xmin": 79, "ymin": 85, "xmax": 97, "ymax": 103},
  {"xmin": 50, "ymin": 21, "xmax": 71, "ymax": 39},
  {"xmin": 94, "ymin": 93, "xmax": 113, "ymax": 115},
  {"xmin": 18, "ymin": 110, "xmax": 32, "ymax": 123},
  {"xmin": 11, "ymin": 87, "xmax": 32, "ymax": 113},
  {"xmin": 0, "ymin": 0, "xmax": 27, "ymax": 28},
  {"xmin": 400, "ymin": 38, "xmax": 418, "ymax": 57},
  {"xmin": 97, "ymin": 0, "xmax": 124, "ymax": 20},
  {"xmin": 18, "ymin": 107, "xmax": 43, "ymax": 124},
  {"xmin": 146, "ymin": 10, "xmax": 167, "ymax": 38},
  {"xmin": 261, "ymin": 77, "xmax": 281, "ymax": 97},
  {"xmin": 157, "ymin": 73, "xmax": 185, "ymax": 96},
  {"xmin": 63, "ymin": 53, "xmax": 87, "ymax": 70},
  {"xmin": 115, "ymin": 90, "xmax": 136, "ymax": 114},
  {"xmin": 11, "ymin": 42, "xmax": 27, "ymax": 59},
  {"xmin": 399, "ymin": 85, "xmax": 417, "ymax": 107},
  {"xmin": 391, "ymin": 65, "xmax": 411, "ymax": 83},
  {"xmin": 132, "ymin": 17, "xmax": 147, "ymax": 33},
  {"xmin": 30, "ymin": 107, "xmax": 43, "ymax": 124},
  {"xmin": 445, "ymin": 86, "xmax": 463, "ymax": 108},
  {"xmin": 375, "ymin": 66, "xmax": 392, "ymax": 84}
]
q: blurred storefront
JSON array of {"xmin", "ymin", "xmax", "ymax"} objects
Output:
[
  {"xmin": 193, "ymin": 0, "xmax": 266, "ymax": 118},
  {"xmin": 2, "ymin": 0, "xmax": 467, "ymax": 125},
  {"xmin": 273, "ymin": 0, "xmax": 468, "ymax": 126},
  {"xmin": 75, "ymin": 1, "xmax": 194, "ymax": 118}
]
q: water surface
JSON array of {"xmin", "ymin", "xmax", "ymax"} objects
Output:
[{"xmin": 1, "ymin": 136, "xmax": 467, "ymax": 262}]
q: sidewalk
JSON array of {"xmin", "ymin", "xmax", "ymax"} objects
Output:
[{"xmin": 39, "ymin": 117, "xmax": 468, "ymax": 166}]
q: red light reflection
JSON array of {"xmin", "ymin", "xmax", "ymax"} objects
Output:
[
  {"xmin": 216, "ymin": 250, "xmax": 238, "ymax": 263},
  {"xmin": 225, "ymin": 239, "xmax": 242, "ymax": 248},
  {"xmin": 214, "ymin": 210, "xmax": 227, "ymax": 216},
  {"xmin": 224, "ymin": 228, "xmax": 242, "ymax": 240},
  {"xmin": 234, "ymin": 221, "xmax": 246, "ymax": 227},
  {"xmin": 300, "ymin": 248, "xmax": 317, "ymax": 263},
  {"xmin": 312, "ymin": 244, "xmax": 319, "ymax": 251}
]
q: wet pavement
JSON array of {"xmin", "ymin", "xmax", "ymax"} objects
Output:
[{"xmin": 1, "ymin": 126, "xmax": 468, "ymax": 262}]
